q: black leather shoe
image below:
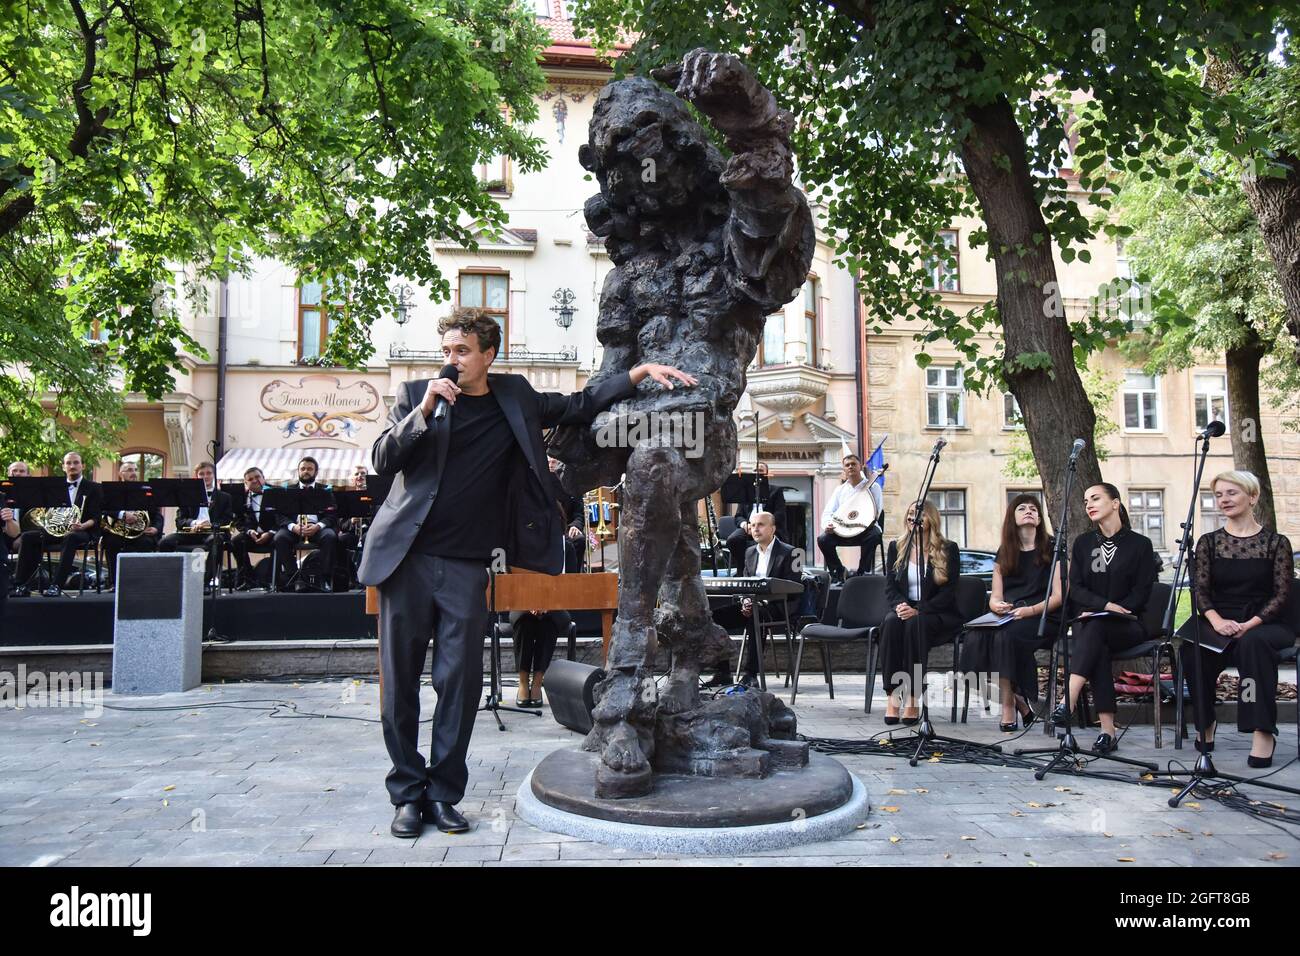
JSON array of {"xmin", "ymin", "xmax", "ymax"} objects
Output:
[
  {"xmin": 421, "ymin": 800, "xmax": 469, "ymax": 833},
  {"xmin": 11, "ymin": 585, "xmax": 30, "ymax": 598},
  {"xmin": 1093, "ymin": 733, "xmax": 1118, "ymax": 755},
  {"xmin": 703, "ymin": 673, "xmax": 731, "ymax": 688},
  {"xmin": 235, "ymin": 578, "xmax": 255, "ymax": 592},
  {"xmin": 1051, "ymin": 700, "xmax": 1073, "ymax": 726},
  {"xmin": 321, "ymin": 581, "xmax": 332, "ymax": 593},
  {"xmin": 42, "ymin": 586, "xmax": 62, "ymax": 597},
  {"xmin": 391, "ymin": 802, "xmax": 423, "ymax": 838}
]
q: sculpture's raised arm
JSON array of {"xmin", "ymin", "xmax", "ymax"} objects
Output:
[{"xmin": 652, "ymin": 49, "xmax": 814, "ymax": 312}]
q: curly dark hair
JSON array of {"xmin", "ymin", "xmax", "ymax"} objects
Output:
[{"xmin": 438, "ymin": 307, "xmax": 502, "ymax": 359}]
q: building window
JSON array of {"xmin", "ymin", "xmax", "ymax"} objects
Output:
[
  {"xmin": 477, "ymin": 155, "xmax": 511, "ymax": 195},
  {"xmin": 1003, "ymin": 392, "xmax": 1023, "ymax": 429},
  {"xmin": 1006, "ymin": 488, "xmax": 1045, "ymax": 509},
  {"xmin": 1129, "ymin": 489, "xmax": 1165, "ymax": 550},
  {"xmin": 925, "ymin": 366, "xmax": 965, "ymax": 428},
  {"xmin": 802, "ymin": 277, "xmax": 820, "ymax": 365},
  {"xmin": 297, "ymin": 277, "xmax": 347, "ymax": 362},
  {"xmin": 1200, "ymin": 489, "xmax": 1228, "ymax": 534},
  {"xmin": 927, "ymin": 489, "xmax": 967, "ymax": 547},
  {"xmin": 1123, "ymin": 370, "xmax": 1161, "ymax": 431},
  {"xmin": 1194, "ymin": 372, "xmax": 1229, "ymax": 432},
  {"xmin": 533, "ymin": 0, "xmax": 552, "ymax": 14},
  {"xmin": 925, "ymin": 230, "xmax": 960, "ymax": 293},
  {"xmin": 118, "ymin": 451, "xmax": 166, "ymax": 481},
  {"xmin": 759, "ymin": 311, "xmax": 785, "ymax": 366},
  {"xmin": 457, "ymin": 271, "xmax": 510, "ymax": 352}
]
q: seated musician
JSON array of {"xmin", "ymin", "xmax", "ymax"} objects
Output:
[
  {"xmin": 336, "ymin": 464, "xmax": 370, "ymax": 589},
  {"xmin": 159, "ymin": 461, "xmax": 233, "ymax": 591},
  {"xmin": 817, "ymin": 453, "xmax": 884, "ymax": 582},
  {"xmin": 273, "ymin": 455, "xmax": 338, "ymax": 592},
  {"xmin": 13, "ymin": 451, "xmax": 102, "ymax": 597},
  {"xmin": 707, "ymin": 511, "xmax": 803, "ymax": 688},
  {"xmin": 101, "ymin": 459, "xmax": 165, "ymax": 591},
  {"xmin": 958, "ymin": 494, "xmax": 1060, "ymax": 731},
  {"xmin": 4, "ymin": 461, "xmax": 32, "ymax": 592},
  {"xmin": 1, "ymin": 495, "xmax": 20, "ymax": 631},
  {"xmin": 725, "ymin": 462, "xmax": 787, "ymax": 574},
  {"xmin": 1179, "ymin": 470, "xmax": 1293, "ymax": 769},
  {"xmin": 880, "ymin": 500, "xmax": 962, "ymax": 724},
  {"xmin": 230, "ymin": 467, "xmax": 276, "ymax": 591},
  {"xmin": 509, "ymin": 457, "xmax": 586, "ymax": 707}
]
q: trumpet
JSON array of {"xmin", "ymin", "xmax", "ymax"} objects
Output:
[
  {"xmin": 105, "ymin": 510, "xmax": 150, "ymax": 538},
  {"xmin": 28, "ymin": 503, "xmax": 82, "ymax": 537}
]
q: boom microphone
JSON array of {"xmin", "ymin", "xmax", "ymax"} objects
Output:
[{"xmin": 433, "ymin": 364, "xmax": 459, "ymax": 421}]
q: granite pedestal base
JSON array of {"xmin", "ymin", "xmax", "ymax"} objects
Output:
[{"xmin": 516, "ymin": 748, "xmax": 869, "ymax": 854}]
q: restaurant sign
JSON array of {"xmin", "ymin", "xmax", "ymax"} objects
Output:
[{"xmin": 259, "ymin": 375, "xmax": 382, "ymax": 441}]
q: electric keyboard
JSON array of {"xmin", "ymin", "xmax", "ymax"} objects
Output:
[{"xmin": 702, "ymin": 576, "xmax": 804, "ymax": 596}]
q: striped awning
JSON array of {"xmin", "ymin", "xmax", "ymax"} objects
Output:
[{"xmin": 215, "ymin": 447, "xmax": 370, "ymax": 488}]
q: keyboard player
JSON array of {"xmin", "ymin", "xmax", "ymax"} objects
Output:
[{"xmin": 706, "ymin": 511, "xmax": 804, "ymax": 687}]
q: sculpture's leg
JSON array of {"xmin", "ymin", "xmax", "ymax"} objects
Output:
[
  {"xmin": 656, "ymin": 500, "xmax": 731, "ymax": 715},
  {"xmin": 584, "ymin": 442, "xmax": 686, "ymax": 798}
]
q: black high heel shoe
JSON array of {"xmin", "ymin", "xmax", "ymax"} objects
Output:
[
  {"xmin": 883, "ymin": 715, "xmax": 900, "ymax": 726},
  {"xmin": 1194, "ymin": 721, "xmax": 1217, "ymax": 753},
  {"xmin": 1247, "ymin": 735, "xmax": 1277, "ymax": 769}
]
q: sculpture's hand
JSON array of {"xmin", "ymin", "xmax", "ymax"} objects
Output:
[
  {"xmin": 652, "ymin": 48, "xmax": 785, "ymax": 142},
  {"xmin": 629, "ymin": 363, "xmax": 698, "ymax": 391}
]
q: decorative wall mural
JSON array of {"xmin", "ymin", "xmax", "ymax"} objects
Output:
[{"xmin": 258, "ymin": 375, "xmax": 382, "ymax": 441}]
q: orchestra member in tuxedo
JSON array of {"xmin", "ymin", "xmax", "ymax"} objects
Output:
[
  {"xmin": 1, "ymin": 496, "xmax": 20, "ymax": 632},
  {"xmin": 707, "ymin": 511, "xmax": 804, "ymax": 687},
  {"xmin": 13, "ymin": 451, "xmax": 103, "ymax": 597},
  {"xmin": 817, "ymin": 453, "xmax": 884, "ymax": 581},
  {"xmin": 273, "ymin": 455, "xmax": 338, "ymax": 592},
  {"xmin": 336, "ymin": 465, "xmax": 369, "ymax": 590},
  {"xmin": 879, "ymin": 500, "xmax": 962, "ymax": 724},
  {"xmin": 159, "ymin": 461, "xmax": 233, "ymax": 590},
  {"xmin": 508, "ymin": 457, "xmax": 588, "ymax": 707},
  {"xmin": 230, "ymin": 467, "xmax": 276, "ymax": 591},
  {"xmin": 958, "ymin": 494, "xmax": 1061, "ymax": 731},
  {"xmin": 1179, "ymin": 470, "xmax": 1293, "ymax": 768},
  {"xmin": 724, "ymin": 462, "xmax": 787, "ymax": 574},
  {"xmin": 1055, "ymin": 482, "xmax": 1160, "ymax": 755},
  {"xmin": 101, "ymin": 460, "xmax": 164, "ymax": 591},
  {"xmin": 4, "ymin": 461, "xmax": 32, "ymax": 592}
]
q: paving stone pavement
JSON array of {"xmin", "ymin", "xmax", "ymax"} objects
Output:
[{"xmin": 1, "ymin": 676, "xmax": 1297, "ymax": 867}]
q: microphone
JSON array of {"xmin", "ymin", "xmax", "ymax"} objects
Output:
[
  {"xmin": 433, "ymin": 364, "xmax": 459, "ymax": 421},
  {"xmin": 1199, "ymin": 420, "xmax": 1227, "ymax": 439},
  {"xmin": 931, "ymin": 438, "xmax": 947, "ymax": 455},
  {"xmin": 1069, "ymin": 437, "xmax": 1086, "ymax": 461}
]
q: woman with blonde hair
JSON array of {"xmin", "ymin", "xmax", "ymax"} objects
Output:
[
  {"xmin": 879, "ymin": 500, "xmax": 963, "ymax": 724},
  {"xmin": 1180, "ymin": 470, "xmax": 1293, "ymax": 768}
]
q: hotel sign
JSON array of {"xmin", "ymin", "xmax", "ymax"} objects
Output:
[{"xmin": 259, "ymin": 375, "xmax": 382, "ymax": 442}]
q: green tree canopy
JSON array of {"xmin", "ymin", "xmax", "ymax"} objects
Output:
[{"xmin": 0, "ymin": 0, "xmax": 548, "ymax": 467}]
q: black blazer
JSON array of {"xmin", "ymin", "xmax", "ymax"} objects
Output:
[
  {"xmin": 234, "ymin": 491, "xmax": 278, "ymax": 534},
  {"xmin": 745, "ymin": 537, "xmax": 803, "ymax": 607},
  {"xmin": 176, "ymin": 488, "xmax": 234, "ymax": 532},
  {"xmin": 885, "ymin": 538, "xmax": 963, "ymax": 625},
  {"xmin": 359, "ymin": 370, "xmax": 638, "ymax": 586}
]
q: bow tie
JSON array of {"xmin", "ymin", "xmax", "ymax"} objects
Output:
[{"xmin": 67, "ymin": 481, "xmax": 78, "ymax": 487}]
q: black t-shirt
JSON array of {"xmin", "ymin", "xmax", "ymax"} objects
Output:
[{"xmin": 411, "ymin": 389, "xmax": 521, "ymax": 561}]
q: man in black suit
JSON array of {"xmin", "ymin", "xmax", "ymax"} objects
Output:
[
  {"xmin": 101, "ymin": 459, "xmax": 165, "ymax": 591},
  {"xmin": 272, "ymin": 456, "xmax": 338, "ymax": 592},
  {"xmin": 358, "ymin": 308, "xmax": 693, "ymax": 838},
  {"xmin": 13, "ymin": 451, "xmax": 103, "ymax": 597},
  {"xmin": 724, "ymin": 462, "xmax": 787, "ymax": 574},
  {"xmin": 159, "ymin": 461, "xmax": 233, "ymax": 590},
  {"xmin": 708, "ymin": 511, "xmax": 804, "ymax": 687},
  {"xmin": 230, "ymin": 466, "xmax": 276, "ymax": 590}
]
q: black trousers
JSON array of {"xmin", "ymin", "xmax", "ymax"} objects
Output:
[
  {"xmin": 1069, "ymin": 617, "xmax": 1148, "ymax": 714},
  {"xmin": 1179, "ymin": 620, "xmax": 1295, "ymax": 735},
  {"xmin": 159, "ymin": 532, "xmax": 222, "ymax": 580},
  {"xmin": 509, "ymin": 610, "xmax": 571, "ymax": 673},
  {"xmin": 818, "ymin": 527, "xmax": 883, "ymax": 575},
  {"xmin": 102, "ymin": 532, "xmax": 159, "ymax": 583},
  {"xmin": 379, "ymin": 553, "xmax": 488, "ymax": 806},
  {"xmin": 273, "ymin": 527, "xmax": 336, "ymax": 585},
  {"xmin": 959, "ymin": 617, "xmax": 1057, "ymax": 703},
  {"xmin": 14, "ymin": 529, "xmax": 92, "ymax": 589},
  {"xmin": 230, "ymin": 531, "xmax": 275, "ymax": 579},
  {"xmin": 878, "ymin": 609, "xmax": 960, "ymax": 697}
]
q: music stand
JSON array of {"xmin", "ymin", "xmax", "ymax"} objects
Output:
[{"xmin": 0, "ymin": 478, "xmax": 47, "ymax": 588}]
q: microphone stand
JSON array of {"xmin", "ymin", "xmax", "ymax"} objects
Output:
[
  {"xmin": 480, "ymin": 565, "xmax": 541, "ymax": 730},
  {"xmin": 887, "ymin": 440, "xmax": 1002, "ymax": 766},
  {"xmin": 1015, "ymin": 445, "xmax": 1157, "ymax": 777},
  {"xmin": 1165, "ymin": 429, "xmax": 1300, "ymax": 804}
]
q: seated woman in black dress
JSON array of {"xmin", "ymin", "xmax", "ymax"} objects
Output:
[
  {"xmin": 1055, "ymin": 482, "xmax": 1159, "ymax": 754},
  {"xmin": 959, "ymin": 494, "xmax": 1062, "ymax": 731},
  {"xmin": 1180, "ymin": 470, "xmax": 1293, "ymax": 768},
  {"xmin": 880, "ymin": 500, "xmax": 963, "ymax": 724}
]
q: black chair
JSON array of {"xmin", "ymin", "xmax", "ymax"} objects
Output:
[
  {"xmin": 47, "ymin": 531, "xmax": 102, "ymax": 595},
  {"xmin": 717, "ymin": 515, "xmax": 738, "ymax": 541},
  {"xmin": 946, "ymin": 578, "xmax": 990, "ymax": 723},
  {"xmin": 792, "ymin": 574, "xmax": 891, "ymax": 710}
]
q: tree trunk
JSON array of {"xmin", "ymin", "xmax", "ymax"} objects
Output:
[
  {"xmin": 1241, "ymin": 156, "xmax": 1300, "ymax": 365},
  {"xmin": 959, "ymin": 95, "xmax": 1103, "ymax": 541},
  {"xmin": 1225, "ymin": 334, "xmax": 1276, "ymax": 527}
]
